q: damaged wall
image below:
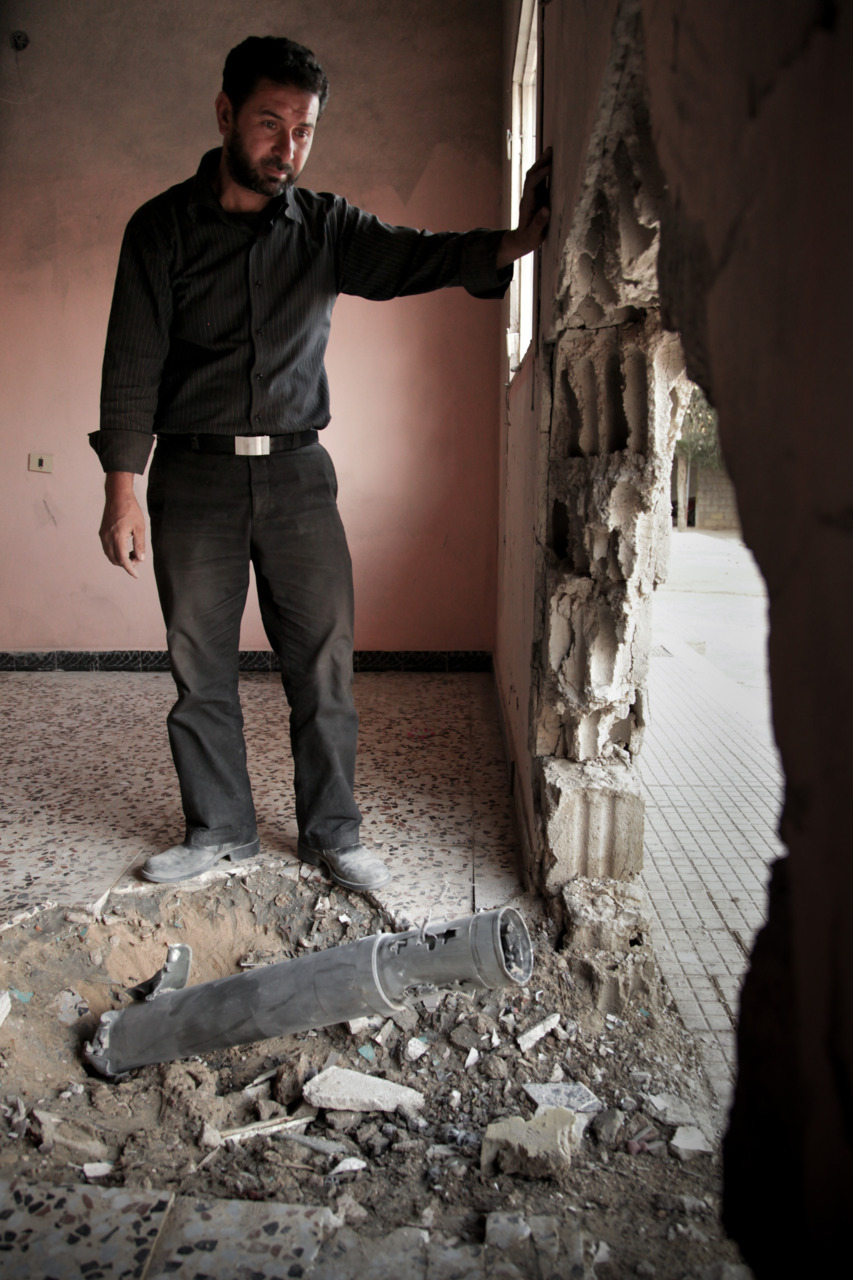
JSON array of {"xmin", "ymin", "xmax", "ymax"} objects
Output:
[
  {"xmin": 0, "ymin": 0, "xmax": 503, "ymax": 652},
  {"xmin": 498, "ymin": 0, "xmax": 688, "ymax": 893},
  {"xmin": 498, "ymin": 0, "xmax": 853, "ymax": 1270}
]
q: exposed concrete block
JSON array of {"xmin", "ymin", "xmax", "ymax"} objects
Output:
[
  {"xmin": 540, "ymin": 758, "xmax": 644, "ymax": 889},
  {"xmin": 480, "ymin": 1107, "xmax": 586, "ymax": 1179},
  {"xmin": 556, "ymin": 875, "xmax": 664, "ymax": 1014},
  {"xmin": 561, "ymin": 876, "xmax": 648, "ymax": 952}
]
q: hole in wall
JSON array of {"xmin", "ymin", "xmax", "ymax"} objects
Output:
[
  {"xmin": 551, "ymin": 499, "xmax": 570, "ymax": 561},
  {"xmin": 604, "ymin": 350, "xmax": 629, "ymax": 452}
]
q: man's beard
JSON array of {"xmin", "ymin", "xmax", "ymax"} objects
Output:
[{"xmin": 225, "ymin": 133, "xmax": 295, "ymax": 199}]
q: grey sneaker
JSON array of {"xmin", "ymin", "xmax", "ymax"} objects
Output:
[
  {"xmin": 297, "ymin": 841, "xmax": 391, "ymax": 892},
  {"xmin": 140, "ymin": 837, "xmax": 260, "ymax": 883}
]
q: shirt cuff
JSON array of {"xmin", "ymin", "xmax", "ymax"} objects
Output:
[
  {"xmin": 88, "ymin": 429, "xmax": 154, "ymax": 475},
  {"xmin": 460, "ymin": 229, "xmax": 513, "ymax": 300}
]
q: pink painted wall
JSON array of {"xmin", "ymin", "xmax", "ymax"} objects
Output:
[{"xmin": 0, "ymin": 0, "xmax": 503, "ymax": 652}]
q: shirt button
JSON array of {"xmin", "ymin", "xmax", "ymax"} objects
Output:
[
  {"xmin": 255, "ymin": 280, "xmax": 262, "ymax": 287},
  {"xmin": 255, "ymin": 373, "xmax": 263, "ymax": 380},
  {"xmin": 256, "ymin": 328, "xmax": 263, "ymax": 336}
]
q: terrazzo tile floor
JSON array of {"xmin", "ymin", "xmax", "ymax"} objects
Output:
[{"xmin": 0, "ymin": 671, "xmax": 521, "ymax": 930}]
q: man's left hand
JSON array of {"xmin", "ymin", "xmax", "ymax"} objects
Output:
[{"xmin": 497, "ymin": 148, "xmax": 553, "ymax": 269}]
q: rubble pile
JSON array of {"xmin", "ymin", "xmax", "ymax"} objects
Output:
[{"xmin": 0, "ymin": 866, "xmax": 748, "ymax": 1277}]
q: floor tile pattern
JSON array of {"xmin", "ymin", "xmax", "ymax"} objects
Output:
[
  {"xmin": 0, "ymin": 672, "xmax": 520, "ymax": 931},
  {"xmin": 0, "ymin": 1183, "xmax": 583, "ymax": 1280},
  {"xmin": 0, "ymin": 1177, "xmax": 173, "ymax": 1278},
  {"xmin": 640, "ymin": 640, "xmax": 785, "ymax": 1109}
]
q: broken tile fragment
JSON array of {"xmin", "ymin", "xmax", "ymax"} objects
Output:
[
  {"xmin": 517, "ymin": 1013, "xmax": 560, "ymax": 1053},
  {"xmin": 641, "ymin": 1092, "xmax": 696, "ymax": 1127},
  {"xmin": 670, "ymin": 1125, "xmax": 714, "ymax": 1161},
  {"xmin": 329, "ymin": 1156, "xmax": 367, "ymax": 1177},
  {"xmin": 304, "ymin": 1065, "xmax": 424, "ymax": 1113},
  {"xmin": 522, "ymin": 1081, "xmax": 602, "ymax": 1114}
]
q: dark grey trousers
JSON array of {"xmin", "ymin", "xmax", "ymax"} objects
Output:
[{"xmin": 147, "ymin": 440, "xmax": 362, "ymax": 853}]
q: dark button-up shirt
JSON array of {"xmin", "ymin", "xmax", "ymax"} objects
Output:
[{"xmin": 91, "ymin": 149, "xmax": 511, "ymax": 474}]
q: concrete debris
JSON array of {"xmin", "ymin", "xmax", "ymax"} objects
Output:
[
  {"xmin": 328, "ymin": 1156, "xmax": 367, "ymax": 1178},
  {"xmin": 82, "ymin": 1161, "xmax": 114, "ymax": 1180},
  {"xmin": 426, "ymin": 1143, "xmax": 459, "ymax": 1161},
  {"xmin": 346, "ymin": 1017, "xmax": 369, "ymax": 1034},
  {"xmin": 280, "ymin": 1132, "xmax": 352, "ymax": 1158},
  {"xmin": 464, "ymin": 1047, "xmax": 480, "ymax": 1070},
  {"xmin": 334, "ymin": 1191, "xmax": 369, "ymax": 1224},
  {"xmin": 481, "ymin": 1107, "xmax": 587, "ymax": 1179},
  {"xmin": 641, "ymin": 1092, "xmax": 695, "ymax": 1127},
  {"xmin": 668, "ymin": 1221, "xmax": 708, "ymax": 1243},
  {"xmin": 199, "ymin": 1122, "xmax": 223, "ymax": 1149},
  {"xmin": 681, "ymin": 1194, "xmax": 713, "ymax": 1216},
  {"xmin": 594, "ymin": 1239, "xmax": 612, "ymax": 1266},
  {"xmin": 523, "ymin": 1081, "xmax": 603, "ymax": 1114},
  {"xmin": 390, "ymin": 1005, "xmax": 419, "ymax": 1033},
  {"xmin": 591, "ymin": 1108, "xmax": 625, "ymax": 1145},
  {"xmin": 450, "ymin": 1023, "xmax": 480, "ymax": 1051},
  {"xmin": 31, "ymin": 1108, "xmax": 60, "ymax": 1152},
  {"xmin": 303, "ymin": 1065, "xmax": 425, "ymax": 1114},
  {"xmin": 0, "ymin": 990, "xmax": 10, "ymax": 1028},
  {"xmin": 373, "ymin": 1018, "xmax": 396, "ymax": 1047},
  {"xmin": 325, "ymin": 1110, "xmax": 363, "ymax": 1133},
  {"xmin": 517, "ymin": 1013, "xmax": 561, "ymax": 1053},
  {"xmin": 406, "ymin": 1037, "xmax": 429, "ymax": 1061},
  {"xmin": 52, "ymin": 1130, "xmax": 111, "ymax": 1163},
  {"xmin": 670, "ymin": 1125, "xmax": 714, "ymax": 1161}
]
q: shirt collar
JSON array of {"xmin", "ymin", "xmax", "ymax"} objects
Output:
[{"xmin": 188, "ymin": 148, "xmax": 303, "ymax": 226}]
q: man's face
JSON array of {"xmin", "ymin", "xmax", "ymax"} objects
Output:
[{"xmin": 216, "ymin": 78, "xmax": 320, "ymax": 200}]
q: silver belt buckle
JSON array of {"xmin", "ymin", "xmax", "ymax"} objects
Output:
[{"xmin": 234, "ymin": 435, "xmax": 271, "ymax": 456}]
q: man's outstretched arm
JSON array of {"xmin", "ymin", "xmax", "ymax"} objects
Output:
[
  {"xmin": 497, "ymin": 148, "xmax": 553, "ymax": 268},
  {"xmin": 99, "ymin": 471, "xmax": 147, "ymax": 579}
]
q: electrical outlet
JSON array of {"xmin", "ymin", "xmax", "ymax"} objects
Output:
[{"xmin": 28, "ymin": 453, "xmax": 53, "ymax": 474}]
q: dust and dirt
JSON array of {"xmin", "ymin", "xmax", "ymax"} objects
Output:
[{"xmin": 0, "ymin": 862, "xmax": 747, "ymax": 1277}]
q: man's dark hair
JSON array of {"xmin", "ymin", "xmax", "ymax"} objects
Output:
[{"xmin": 222, "ymin": 36, "xmax": 329, "ymax": 116}]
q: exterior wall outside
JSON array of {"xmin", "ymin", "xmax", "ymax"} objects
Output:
[
  {"xmin": 0, "ymin": 0, "xmax": 503, "ymax": 653},
  {"xmin": 694, "ymin": 467, "xmax": 740, "ymax": 532}
]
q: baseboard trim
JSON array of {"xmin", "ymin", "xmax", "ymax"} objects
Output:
[{"xmin": 0, "ymin": 650, "xmax": 493, "ymax": 674}]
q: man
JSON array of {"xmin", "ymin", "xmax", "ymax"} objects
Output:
[{"xmin": 92, "ymin": 36, "xmax": 550, "ymax": 894}]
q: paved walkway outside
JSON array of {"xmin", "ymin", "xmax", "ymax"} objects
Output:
[{"xmin": 641, "ymin": 531, "xmax": 786, "ymax": 1110}]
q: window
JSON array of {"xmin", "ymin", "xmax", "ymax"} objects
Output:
[{"xmin": 507, "ymin": 0, "xmax": 538, "ymax": 372}]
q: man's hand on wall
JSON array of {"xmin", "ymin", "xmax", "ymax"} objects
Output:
[
  {"xmin": 497, "ymin": 148, "xmax": 552, "ymax": 268},
  {"xmin": 99, "ymin": 472, "xmax": 146, "ymax": 579}
]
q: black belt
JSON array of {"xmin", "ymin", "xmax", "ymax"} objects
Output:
[{"xmin": 156, "ymin": 430, "xmax": 318, "ymax": 456}]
